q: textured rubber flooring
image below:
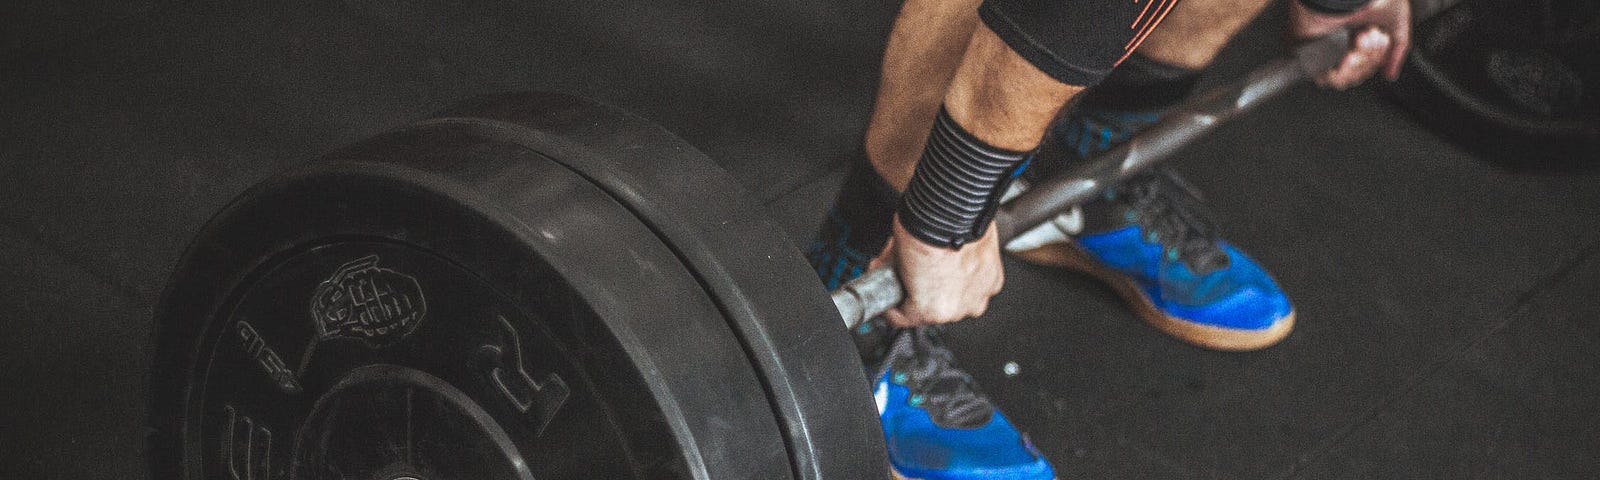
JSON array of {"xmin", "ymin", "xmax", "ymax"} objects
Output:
[{"xmin": 2, "ymin": 1, "xmax": 1598, "ymax": 479}]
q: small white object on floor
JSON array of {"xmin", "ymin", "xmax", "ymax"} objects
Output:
[{"xmin": 1003, "ymin": 361, "xmax": 1021, "ymax": 377}]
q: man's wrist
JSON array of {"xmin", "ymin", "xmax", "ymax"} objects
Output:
[{"xmin": 896, "ymin": 107, "xmax": 1030, "ymax": 250}]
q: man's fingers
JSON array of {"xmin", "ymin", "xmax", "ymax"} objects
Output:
[
  {"xmin": 1324, "ymin": 27, "xmax": 1389, "ymax": 89},
  {"xmin": 884, "ymin": 288, "xmax": 992, "ymax": 327},
  {"xmin": 1320, "ymin": 53, "xmax": 1369, "ymax": 90},
  {"xmin": 1382, "ymin": 16, "xmax": 1411, "ymax": 80},
  {"xmin": 1382, "ymin": 44, "xmax": 1405, "ymax": 81},
  {"xmin": 882, "ymin": 305, "xmax": 971, "ymax": 328},
  {"xmin": 869, "ymin": 238, "xmax": 896, "ymax": 270},
  {"xmin": 883, "ymin": 308, "xmax": 915, "ymax": 328},
  {"xmin": 966, "ymin": 300, "xmax": 988, "ymax": 320}
]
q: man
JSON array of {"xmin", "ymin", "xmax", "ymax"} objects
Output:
[{"xmin": 805, "ymin": 0, "xmax": 1411, "ymax": 478}]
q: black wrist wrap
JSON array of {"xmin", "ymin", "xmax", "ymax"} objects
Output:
[
  {"xmin": 1078, "ymin": 53, "xmax": 1201, "ymax": 111},
  {"xmin": 897, "ymin": 108, "xmax": 1031, "ymax": 249}
]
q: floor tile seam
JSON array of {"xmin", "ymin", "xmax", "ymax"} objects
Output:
[
  {"xmin": 1272, "ymin": 238, "xmax": 1600, "ymax": 480},
  {"xmin": 0, "ymin": 217, "xmax": 145, "ymax": 309}
]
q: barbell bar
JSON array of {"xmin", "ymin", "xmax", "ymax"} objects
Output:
[{"xmin": 831, "ymin": 0, "xmax": 1463, "ymax": 329}]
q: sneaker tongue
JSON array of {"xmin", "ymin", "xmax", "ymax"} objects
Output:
[
  {"xmin": 1096, "ymin": 168, "xmax": 1231, "ymax": 274},
  {"xmin": 893, "ymin": 328, "xmax": 996, "ymax": 429}
]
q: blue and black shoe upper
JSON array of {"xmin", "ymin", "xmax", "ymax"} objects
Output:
[
  {"xmin": 1029, "ymin": 103, "xmax": 1294, "ymax": 334},
  {"xmin": 874, "ymin": 328, "xmax": 1055, "ymax": 480},
  {"xmin": 807, "ymin": 191, "xmax": 1056, "ymax": 479}
]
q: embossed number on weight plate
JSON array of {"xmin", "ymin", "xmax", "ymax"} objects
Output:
[
  {"xmin": 235, "ymin": 320, "xmax": 303, "ymax": 394},
  {"xmin": 478, "ymin": 315, "xmax": 570, "ymax": 436},
  {"xmin": 222, "ymin": 404, "xmax": 273, "ymax": 480}
]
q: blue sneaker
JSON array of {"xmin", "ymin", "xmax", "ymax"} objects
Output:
[
  {"xmin": 874, "ymin": 328, "xmax": 1055, "ymax": 480},
  {"xmin": 1007, "ymin": 107, "xmax": 1295, "ymax": 351},
  {"xmin": 807, "ymin": 204, "xmax": 1055, "ymax": 480}
]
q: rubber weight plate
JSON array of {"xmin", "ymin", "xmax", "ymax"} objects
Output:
[
  {"xmin": 1388, "ymin": 0, "xmax": 1599, "ymax": 171},
  {"xmin": 422, "ymin": 93, "xmax": 884, "ymax": 479},
  {"xmin": 147, "ymin": 104, "xmax": 819, "ymax": 479}
]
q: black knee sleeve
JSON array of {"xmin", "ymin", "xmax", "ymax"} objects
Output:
[
  {"xmin": 979, "ymin": 0, "xmax": 1186, "ymax": 86},
  {"xmin": 1024, "ymin": 54, "xmax": 1199, "ymax": 187},
  {"xmin": 1078, "ymin": 53, "xmax": 1202, "ymax": 111}
]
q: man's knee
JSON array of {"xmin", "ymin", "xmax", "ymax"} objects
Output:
[{"xmin": 943, "ymin": 24, "xmax": 1082, "ymax": 151}]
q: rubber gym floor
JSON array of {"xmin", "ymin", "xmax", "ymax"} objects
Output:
[{"xmin": 3, "ymin": 1, "xmax": 1597, "ymax": 478}]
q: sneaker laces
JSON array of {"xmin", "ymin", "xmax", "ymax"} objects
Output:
[
  {"xmin": 880, "ymin": 326, "xmax": 994, "ymax": 429},
  {"xmin": 1117, "ymin": 167, "xmax": 1230, "ymax": 274}
]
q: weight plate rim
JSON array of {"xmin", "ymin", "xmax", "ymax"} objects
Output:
[
  {"xmin": 148, "ymin": 134, "xmax": 788, "ymax": 479},
  {"xmin": 422, "ymin": 92, "xmax": 887, "ymax": 479}
]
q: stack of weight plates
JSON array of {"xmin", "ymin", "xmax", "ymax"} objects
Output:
[{"xmin": 146, "ymin": 92, "xmax": 885, "ymax": 480}]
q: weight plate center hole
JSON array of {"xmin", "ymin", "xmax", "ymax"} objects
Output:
[{"xmin": 290, "ymin": 365, "xmax": 534, "ymax": 480}]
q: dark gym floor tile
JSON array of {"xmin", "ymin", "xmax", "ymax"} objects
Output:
[
  {"xmin": 0, "ymin": 0, "xmax": 161, "ymax": 61},
  {"xmin": 1, "ymin": 1, "xmax": 439, "ymax": 301},
  {"xmin": 1288, "ymin": 244, "xmax": 1600, "ymax": 479},
  {"xmin": 943, "ymin": 83, "xmax": 1600, "ymax": 478},
  {"xmin": 301, "ymin": 0, "xmax": 893, "ymax": 198},
  {"xmin": 955, "ymin": 255, "xmax": 1342, "ymax": 479},
  {"xmin": 763, "ymin": 167, "xmax": 846, "ymax": 248},
  {"xmin": 755, "ymin": 8, "xmax": 1600, "ymax": 472},
  {"xmin": 0, "ymin": 0, "xmax": 890, "ymax": 303},
  {"xmin": 0, "ymin": 226, "xmax": 149, "ymax": 480},
  {"xmin": 9, "ymin": 0, "xmax": 1600, "ymax": 478},
  {"xmin": 945, "ymin": 260, "xmax": 1218, "ymax": 479}
]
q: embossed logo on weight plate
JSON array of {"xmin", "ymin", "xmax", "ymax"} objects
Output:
[{"xmin": 309, "ymin": 255, "xmax": 427, "ymax": 348}]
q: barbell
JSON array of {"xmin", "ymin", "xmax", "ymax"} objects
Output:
[
  {"xmin": 147, "ymin": 3, "xmax": 1460, "ymax": 478},
  {"xmin": 833, "ymin": 0, "xmax": 1469, "ymax": 327}
]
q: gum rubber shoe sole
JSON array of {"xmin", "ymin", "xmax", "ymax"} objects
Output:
[{"xmin": 1013, "ymin": 242, "xmax": 1293, "ymax": 352}]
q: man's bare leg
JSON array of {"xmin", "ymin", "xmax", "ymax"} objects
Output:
[
  {"xmin": 881, "ymin": 24, "xmax": 1085, "ymax": 327},
  {"xmin": 943, "ymin": 26, "xmax": 1084, "ymax": 154},
  {"xmin": 1136, "ymin": 0, "xmax": 1276, "ymax": 70},
  {"xmin": 1009, "ymin": 0, "xmax": 1297, "ymax": 352},
  {"xmin": 868, "ymin": 0, "xmax": 1274, "ymax": 195},
  {"xmin": 815, "ymin": 1, "xmax": 1196, "ymax": 478},
  {"xmin": 826, "ymin": 0, "xmax": 1089, "ymax": 326},
  {"xmin": 862, "ymin": 0, "xmax": 983, "ymax": 191},
  {"xmin": 875, "ymin": 30, "xmax": 1081, "ymax": 477}
]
